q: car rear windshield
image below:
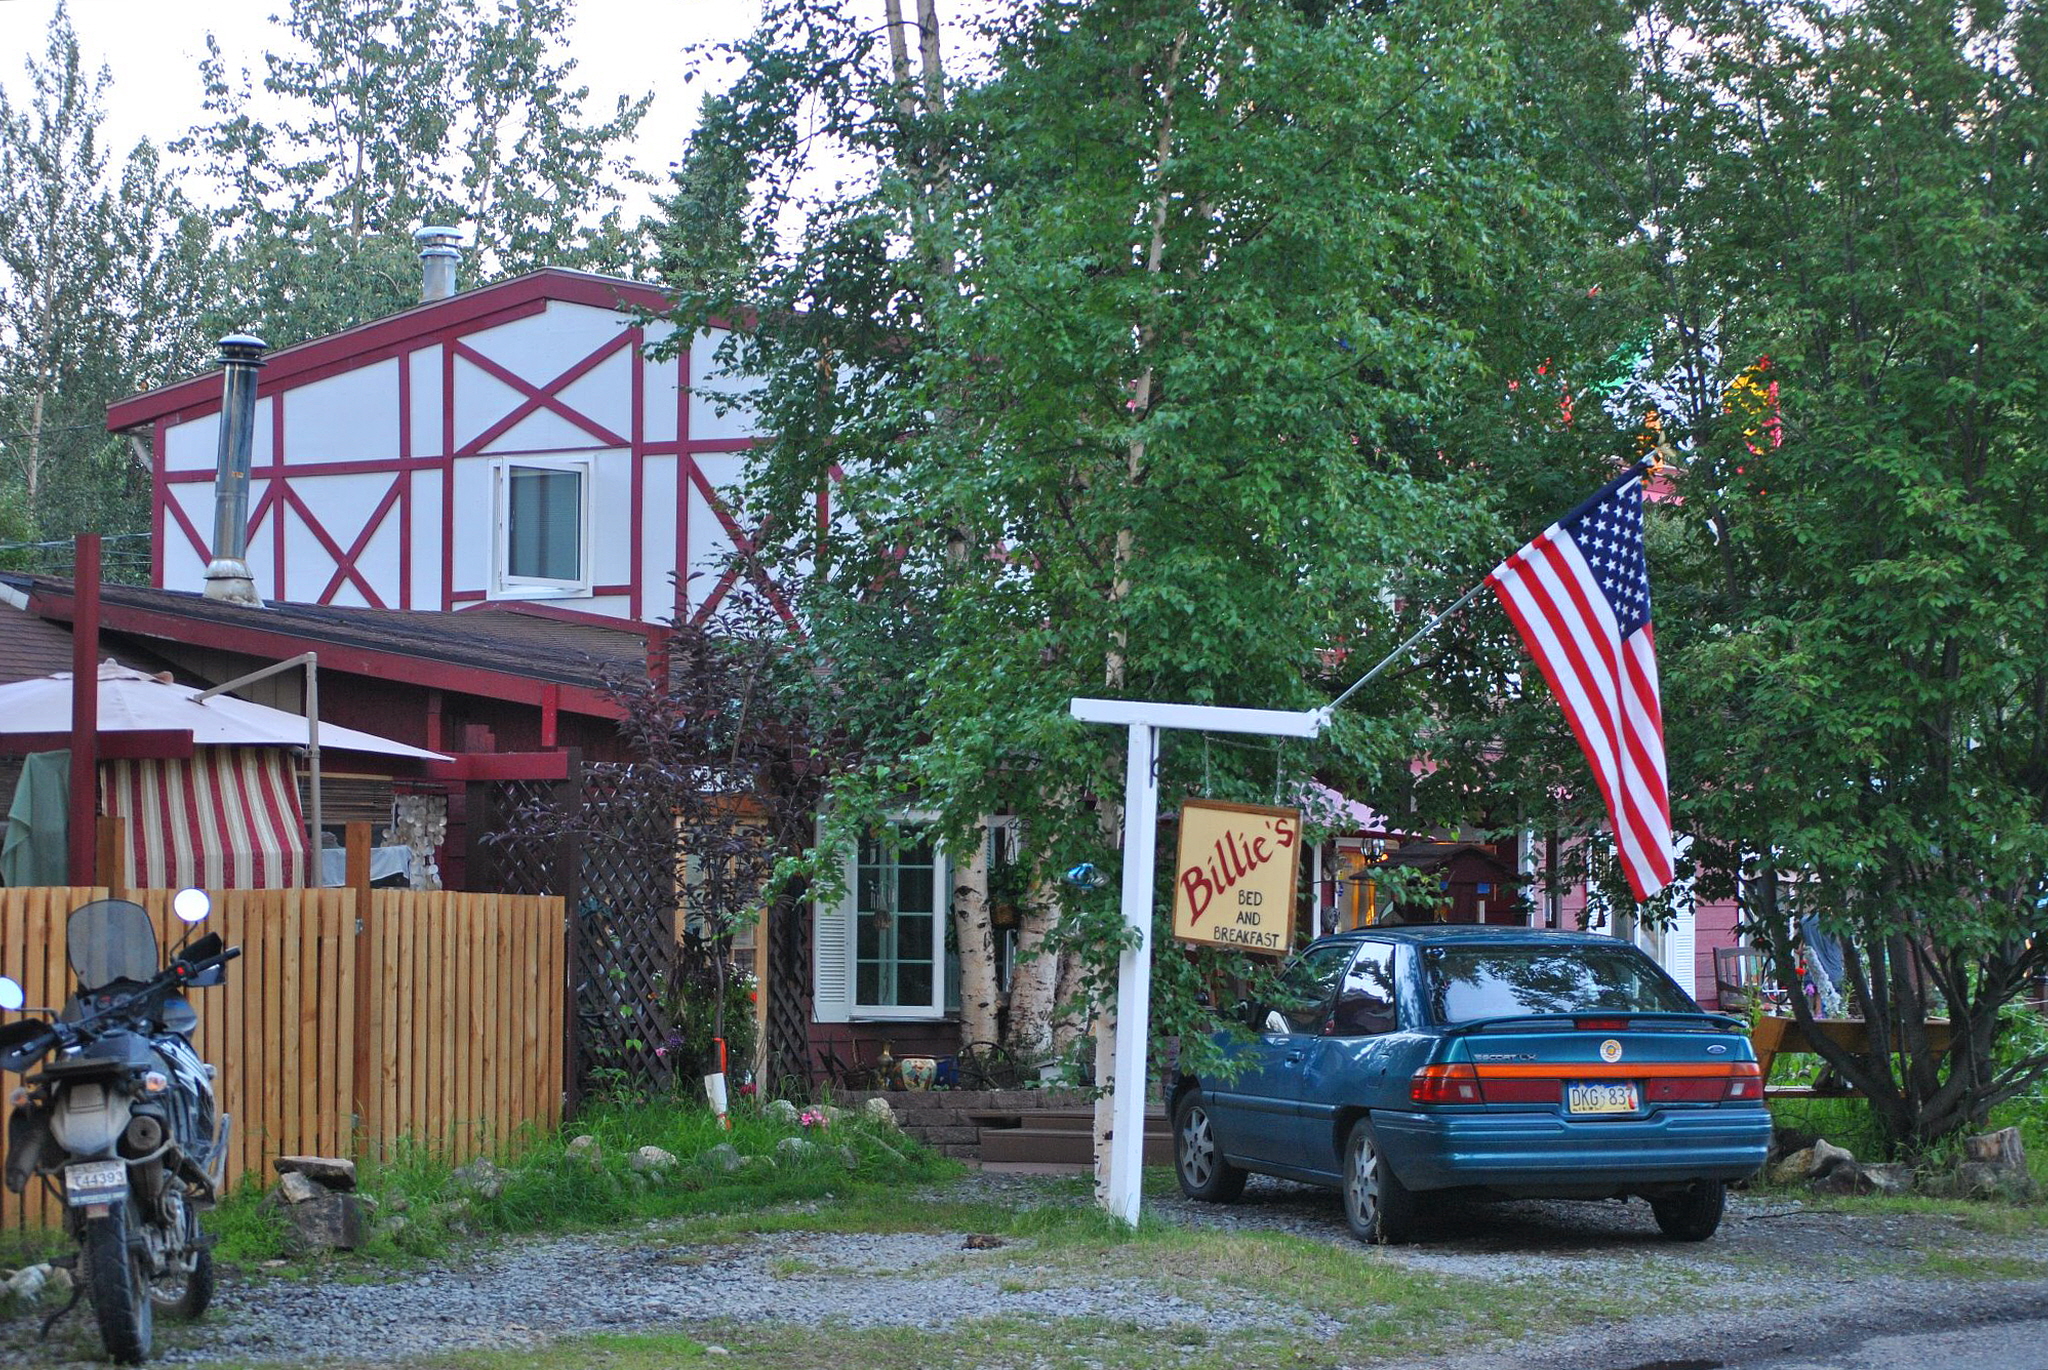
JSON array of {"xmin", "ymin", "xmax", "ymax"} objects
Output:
[{"xmin": 1421, "ymin": 944, "xmax": 1694, "ymax": 1023}]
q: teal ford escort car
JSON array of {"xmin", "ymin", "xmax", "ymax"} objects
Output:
[{"xmin": 1170, "ymin": 926, "xmax": 1772, "ymax": 1243}]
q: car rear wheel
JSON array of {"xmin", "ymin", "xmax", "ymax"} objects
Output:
[
  {"xmin": 1173, "ymin": 1090, "xmax": 1246, "ymax": 1203},
  {"xmin": 1342, "ymin": 1117, "xmax": 1416, "ymax": 1244},
  {"xmin": 1650, "ymin": 1181, "xmax": 1726, "ymax": 1241}
]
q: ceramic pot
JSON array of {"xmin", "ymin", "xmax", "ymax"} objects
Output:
[{"xmin": 898, "ymin": 1056, "xmax": 938, "ymax": 1091}]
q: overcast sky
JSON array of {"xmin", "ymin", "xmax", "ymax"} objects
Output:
[{"xmin": 0, "ymin": 0, "xmax": 768, "ymax": 220}]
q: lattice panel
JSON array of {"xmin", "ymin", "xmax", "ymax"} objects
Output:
[
  {"xmin": 572, "ymin": 896, "xmax": 683, "ymax": 1093},
  {"xmin": 485, "ymin": 767, "xmax": 687, "ymax": 1099},
  {"xmin": 765, "ymin": 889, "xmax": 814, "ymax": 1098},
  {"xmin": 488, "ymin": 779, "xmax": 565, "ymax": 896}
]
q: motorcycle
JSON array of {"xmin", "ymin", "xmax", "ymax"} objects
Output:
[{"xmin": 0, "ymin": 889, "xmax": 237, "ymax": 1364}]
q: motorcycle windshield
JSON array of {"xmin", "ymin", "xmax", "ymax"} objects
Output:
[{"xmin": 67, "ymin": 900, "xmax": 160, "ymax": 990}]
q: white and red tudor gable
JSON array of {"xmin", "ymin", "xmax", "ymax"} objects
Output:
[{"xmin": 110, "ymin": 269, "xmax": 793, "ymax": 628}]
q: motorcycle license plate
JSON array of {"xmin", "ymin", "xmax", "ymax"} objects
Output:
[
  {"xmin": 63, "ymin": 1160, "xmax": 127, "ymax": 1206},
  {"xmin": 1566, "ymin": 1081, "xmax": 1641, "ymax": 1115}
]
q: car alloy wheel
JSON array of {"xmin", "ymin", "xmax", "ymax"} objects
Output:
[
  {"xmin": 1343, "ymin": 1117, "xmax": 1415, "ymax": 1243},
  {"xmin": 1172, "ymin": 1090, "xmax": 1245, "ymax": 1202}
]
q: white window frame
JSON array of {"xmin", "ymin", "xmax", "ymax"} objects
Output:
[
  {"xmin": 814, "ymin": 814, "xmax": 950, "ymax": 1023},
  {"xmin": 490, "ymin": 456, "xmax": 592, "ymax": 598}
]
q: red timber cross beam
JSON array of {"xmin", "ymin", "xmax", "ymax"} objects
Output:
[{"xmin": 130, "ymin": 270, "xmax": 818, "ymax": 628}]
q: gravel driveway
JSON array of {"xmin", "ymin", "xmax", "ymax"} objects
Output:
[{"xmin": 4, "ymin": 1171, "xmax": 2044, "ymax": 1369}]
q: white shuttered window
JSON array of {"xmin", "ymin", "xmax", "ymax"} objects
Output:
[{"xmin": 814, "ymin": 822, "xmax": 948, "ymax": 1023}]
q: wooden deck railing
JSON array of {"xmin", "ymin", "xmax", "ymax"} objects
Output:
[{"xmin": 0, "ymin": 885, "xmax": 564, "ymax": 1231}]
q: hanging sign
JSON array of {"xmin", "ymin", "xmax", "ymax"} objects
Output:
[{"xmin": 1171, "ymin": 800, "xmax": 1301, "ymax": 954}]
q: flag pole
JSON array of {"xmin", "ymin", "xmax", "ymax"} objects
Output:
[
  {"xmin": 1323, "ymin": 579, "xmax": 1491, "ymax": 715},
  {"xmin": 1323, "ymin": 456, "xmax": 1662, "ymax": 720}
]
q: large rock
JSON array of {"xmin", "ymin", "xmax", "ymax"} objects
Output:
[
  {"xmin": 1810, "ymin": 1158, "xmax": 1911, "ymax": 1196},
  {"xmin": 565, "ymin": 1134, "xmax": 602, "ymax": 1170},
  {"xmin": 629, "ymin": 1145, "xmax": 677, "ymax": 1173},
  {"xmin": 1769, "ymin": 1146, "xmax": 1817, "ymax": 1186},
  {"xmin": 861, "ymin": 1097, "xmax": 899, "ymax": 1130},
  {"xmin": 764, "ymin": 1098, "xmax": 801, "ymax": 1126},
  {"xmin": 1769, "ymin": 1137, "xmax": 1857, "ymax": 1186},
  {"xmin": 287, "ymin": 1192, "xmax": 364, "ymax": 1252},
  {"xmin": 277, "ymin": 1171, "xmax": 326, "ymax": 1206},
  {"xmin": 451, "ymin": 1157, "xmax": 506, "ymax": 1200},
  {"xmin": 703, "ymin": 1143, "xmax": 744, "ymax": 1173},
  {"xmin": 274, "ymin": 1155, "xmax": 357, "ymax": 1191},
  {"xmin": 1809, "ymin": 1139, "xmax": 1856, "ymax": 1178},
  {"xmin": 775, "ymin": 1136, "xmax": 816, "ymax": 1162}
]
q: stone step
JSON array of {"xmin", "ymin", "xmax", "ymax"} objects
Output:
[
  {"xmin": 979, "ymin": 1124, "xmax": 1174, "ymax": 1166},
  {"xmin": 967, "ymin": 1105, "xmax": 1167, "ymax": 1133}
]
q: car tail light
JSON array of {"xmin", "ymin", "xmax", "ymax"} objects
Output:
[
  {"xmin": 1576, "ymin": 1018, "xmax": 1629, "ymax": 1031},
  {"xmin": 1724, "ymin": 1063, "xmax": 1763, "ymax": 1100},
  {"xmin": 1410, "ymin": 1063, "xmax": 1483, "ymax": 1105}
]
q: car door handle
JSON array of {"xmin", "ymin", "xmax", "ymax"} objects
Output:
[{"xmin": 1284, "ymin": 1051, "xmax": 1305, "ymax": 1065}]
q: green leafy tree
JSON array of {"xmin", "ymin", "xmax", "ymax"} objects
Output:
[
  {"xmin": 0, "ymin": 2, "xmax": 214, "ymax": 562},
  {"xmin": 671, "ymin": 0, "xmax": 1614, "ymax": 1119},
  {"xmin": 1567, "ymin": 0, "xmax": 2048, "ymax": 1153},
  {"xmin": 183, "ymin": 0, "xmax": 655, "ymax": 347}
]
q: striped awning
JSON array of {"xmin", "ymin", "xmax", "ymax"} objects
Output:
[{"xmin": 100, "ymin": 747, "xmax": 309, "ymax": 889}]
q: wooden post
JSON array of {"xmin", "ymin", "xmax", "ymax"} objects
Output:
[
  {"xmin": 752, "ymin": 899, "xmax": 770, "ymax": 1086},
  {"xmin": 67, "ymin": 535, "xmax": 100, "ymax": 885},
  {"xmin": 346, "ymin": 821, "xmax": 374, "ymax": 1154},
  {"xmin": 556, "ymin": 752, "xmax": 584, "ymax": 1117},
  {"xmin": 94, "ymin": 815, "xmax": 124, "ymax": 897}
]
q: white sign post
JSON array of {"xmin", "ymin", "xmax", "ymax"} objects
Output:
[{"xmin": 1069, "ymin": 698, "xmax": 1329, "ymax": 1227}]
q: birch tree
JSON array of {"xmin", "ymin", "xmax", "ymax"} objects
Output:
[{"xmin": 674, "ymin": 0, "xmax": 1602, "ymax": 1115}]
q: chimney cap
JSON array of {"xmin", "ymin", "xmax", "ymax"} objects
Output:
[
  {"xmin": 218, "ymin": 333, "xmax": 267, "ymax": 365},
  {"xmin": 414, "ymin": 224, "xmax": 464, "ymax": 253}
]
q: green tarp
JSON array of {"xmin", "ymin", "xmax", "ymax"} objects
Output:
[{"xmin": 2, "ymin": 750, "xmax": 70, "ymax": 886}]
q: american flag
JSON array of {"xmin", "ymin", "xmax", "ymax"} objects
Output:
[{"xmin": 1487, "ymin": 464, "xmax": 1675, "ymax": 900}]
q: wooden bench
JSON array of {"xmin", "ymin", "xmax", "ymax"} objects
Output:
[{"xmin": 1749, "ymin": 1014, "xmax": 1952, "ymax": 1099}]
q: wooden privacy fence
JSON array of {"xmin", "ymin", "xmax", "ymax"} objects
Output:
[{"xmin": 0, "ymin": 885, "xmax": 565, "ymax": 1231}]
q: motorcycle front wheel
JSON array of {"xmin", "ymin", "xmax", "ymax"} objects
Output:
[{"xmin": 83, "ymin": 1202, "xmax": 154, "ymax": 1364}]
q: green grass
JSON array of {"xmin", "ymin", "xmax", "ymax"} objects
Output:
[
  {"xmin": 1766, "ymin": 1090, "xmax": 2048, "ymax": 1184},
  {"xmin": 1917, "ymin": 1250, "xmax": 2048, "ymax": 1280},
  {"xmin": 206, "ymin": 1097, "xmax": 958, "ymax": 1268}
]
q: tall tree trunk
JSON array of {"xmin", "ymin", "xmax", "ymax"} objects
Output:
[
  {"xmin": 1008, "ymin": 895, "xmax": 1060, "ymax": 1066},
  {"xmin": 24, "ymin": 390, "xmax": 44, "ymax": 521},
  {"xmin": 1093, "ymin": 29, "xmax": 1189, "ymax": 1203},
  {"xmin": 953, "ymin": 824, "xmax": 1000, "ymax": 1046}
]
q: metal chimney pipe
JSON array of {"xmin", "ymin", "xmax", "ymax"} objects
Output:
[
  {"xmin": 203, "ymin": 332, "xmax": 266, "ymax": 606},
  {"xmin": 414, "ymin": 225, "xmax": 464, "ymax": 301}
]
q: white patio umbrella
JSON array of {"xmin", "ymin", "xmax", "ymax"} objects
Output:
[
  {"xmin": 0, "ymin": 662, "xmax": 445, "ymax": 759},
  {"xmin": 0, "ymin": 662, "xmax": 447, "ymax": 889}
]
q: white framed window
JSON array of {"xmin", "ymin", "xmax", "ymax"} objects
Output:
[
  {"xmin": 815, "ymin": 819, "xmax": 950, "ymax": 1022},
  {"xmin": 492, "ymin": 457, "xmax": 591, "ymax": 597}
]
